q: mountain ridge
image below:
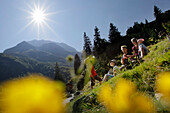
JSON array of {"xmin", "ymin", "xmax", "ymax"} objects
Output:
[
  {"xmin": 3, "ymin": 40, "xmax": 80, "ymax": 62},
  {"xmin": 27, "ymin": 39, "xmax": 78, "ymax": 53},
  {"xmin": 0, "ymin": 40, "xmax": 79, "ymax": 83}
]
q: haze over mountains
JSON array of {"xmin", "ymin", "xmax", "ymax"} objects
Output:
[
  {"xmin": 0, "ymin": 40, "xmax": 80, "ymax": 82},
  {"xmin": 28, "ymin": 40, "xmax": 78, "ymax": 52},
  {"xmin": 4, "ymin": 40, "xmax": 78, "ymax": 59}
]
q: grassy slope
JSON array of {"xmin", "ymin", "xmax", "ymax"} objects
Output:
[{"xmin": 68, "ymin": 39, "xmax": 170, "ymax": 113}]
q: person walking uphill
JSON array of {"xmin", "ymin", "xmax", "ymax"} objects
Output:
[
  {"xmin": 85, "ymin": 56, "xmax": 102, "ymax": 89},
  {"xmin": 90, "ymin": 65, "xmax": 102, "ymax": 89}
]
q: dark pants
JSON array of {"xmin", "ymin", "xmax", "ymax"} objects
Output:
[{"xmin": 90, "ymin": 75, "xmax": 102, "ymax": 87}]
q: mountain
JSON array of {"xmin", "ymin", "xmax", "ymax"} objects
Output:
[
  {"xmin": 1, "ymin": 40, "xmax": 79, "ymax": 82},
  {"xmin": 27, "ymin": 40, "xmax": 78, "ymax": 53},
  {"xmin": 4, "ymin": 40, "xmax": 80, "ymax": 62}
]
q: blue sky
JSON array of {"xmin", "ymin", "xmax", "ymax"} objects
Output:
[{"xmin": 0, "ymin": 0, "xmax": 169, "ymax": 52}]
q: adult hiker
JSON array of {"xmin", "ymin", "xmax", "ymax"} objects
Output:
[
  {"xmin": 137, "ymin": 39, "xmax": 149, "ymax": 59},
  {"xmin": 130, "ymin": 38, "xmax": 139, "ymax": 59},
  {"xmin": 124, "ymin": 38, "xmax": 141, "ymax": 65},
  {"xmin": 103, "ymin": 59, "xmax": 119, "ymax": 82},
  {"xmin": 120, "ymin": 45, "xmax": 132, "ymax": 70},
  {"xmin": 85, "ymin": 56, "xmax": 102, "ymax": 89}
]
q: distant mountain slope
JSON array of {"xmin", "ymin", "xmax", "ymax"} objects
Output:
[
  {"xmin": 4, "ymin": 41, "xmax": 35, "ymax": 54},
  {"xmin": 22, "ymin": 49, "xmax": 66, "ymax": 63},
  {"xmin": 56, "ymin": 42, "xmax": 77, "ymax": 53},
  {"xmin": 0, "ymin": 53, "xmax": 54, "ymax": 82},
  {"xmin": 38, "ymin": 42, "xmax": 69, "ymax": 57},
  {"xmin": 28, "ymin": 40, "xmax": 78, "ymax": 53},
  {"xmin": 0, "ymin": 53, "xmax": 71, "ymax": 82}
]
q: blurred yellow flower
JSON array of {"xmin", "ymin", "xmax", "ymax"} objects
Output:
[
  {"xmin": 156, "ymin": 72, "xmax": 170, "ymax": 108},
  {"xmin": 85, "ymin": 55, "xmax": 96, "ymax": 65},
  {"xmin": 131, "ymin": 93, "xmax": 156, "ymax": 113},
  {"xmin": 156, "ymin": 72, "xmax": 170, "ymax": 97},
  {"xmin": 66, "ymin": 55, "xmax": 74, "ymax": 62},
  {"xmin": 0, "ymin": 74, "xmax": 66, "ymax": 113},
  {"xmin": 98, "ymin": 78, "xmax": 155, "ymax": 113},
  {"xmin": 84, "ymin": 55, "xmax": 96, "ymax": 84},
  {"xmin": 84, "ymin": 55, "xmax": 95, "ymax": 74}
]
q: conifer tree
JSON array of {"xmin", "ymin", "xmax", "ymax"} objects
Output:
[
  {"xmin": 108, "ymin": 23, "xmax": 121, "ymax": 43},
  {"xmin": 94, "ymin": 26, "xmax": 101, "ymax": 47},
  {"xmin": 83, "ymin": 32, "xmax": 92, "ymax": 56},
  {"xmin": 154, "ymin": 5, "xmax": 162, "ymax": 20},
  {"xmin": 74, "ymin": 54, "xmax": 81, "ymax": 75},
  {"xmin": 154, "ymin": 6, "xmax": 164, "ymax": 36},
  {"xmin": 93, "ymin": 26, "xmax": 108, "ymax": 57},
  {"xmin": 145, "ymin": 19, "xmax": 148, "ymax": 24},
  {"xmin": 54, "ymin": 62, "xmax": 64, "ymax": 82},
  {"xmin": 93, "ymin": 26, "xmax": 101, "ymax": 56}
]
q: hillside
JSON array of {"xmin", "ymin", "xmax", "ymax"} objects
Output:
[
  {"xmin": 68, "ymin": 39, "xmax": 170, "ymax": 113},
  {"xmin": 0, "ymin": 53, "xmax": 72, "ymax": 82},
  {"xmin": 0, "ymin": 53, "xmax": 53, "ymax": 81}
]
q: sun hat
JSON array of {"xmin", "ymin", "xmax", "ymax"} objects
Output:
[
  {"xmin": 121, "ymin": 45, "xmax": 127, "ymax": 51},
  {"xmin": 137, "ymin": 38, "xmax": 144, "ymax": 44}
]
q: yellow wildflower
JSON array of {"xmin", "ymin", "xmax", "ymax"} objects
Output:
[
  {"xmin": 132, "ymin": 93, "xmax": 156, "ymax": 113},
  {"xmin": 156, "ymin": 72, "xmax": 170, "ymax": 108},
  {"xmin": 156, "ymin": 72, "xmax": 170, "ymax": 97},
  {"xmin": 98, "ymin": 78, "xmax": 156, "ymax": 113},
  {"xmin": 0, "ymin": 74, "xmax": 66, "ymax": 113}
]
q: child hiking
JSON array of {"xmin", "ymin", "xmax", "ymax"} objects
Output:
[{"xmin": 103, "ymin": 59, "xmax": 119, "ymax": 82}]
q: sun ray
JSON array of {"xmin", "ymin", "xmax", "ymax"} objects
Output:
[
  {"xmin": 44, "ymin": 18, "xmax": 58, "ymax": 24},
  {"xmin": 44, "ymin": 11, "xmax": 64, "ymax": 16},
  {"xmin": 18, "ymin": 20, "xmax": 35, "ymax": 34},
  {"xmin": 43, "ymin": 21, "xmax": 57, "ymax": 36}
]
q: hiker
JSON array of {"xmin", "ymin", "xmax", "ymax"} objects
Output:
[
  {"xmin": 85, "ymin": 56, "xmax": 102, "ymax": 89},
  {"xmin": 103, "ymin": 59, "xmax": 119, "ymax": 82},
  {"xmin": 90, "ymin": 65, "xmax": 102, "ymax": 89},
  {"xmin": 137, "ymin": 39, "xmax": 149, "ymax": 58},
  {"xmin": 124, "ymin": 38, "xmax": 142, "ymax": 65},
  {"xmin": 130, "ymin": 38, "xmax": 139, "ymax": 59},
  {"xmin": 120, "ymin": 45, "xmax": 132, "ymax": 70}
]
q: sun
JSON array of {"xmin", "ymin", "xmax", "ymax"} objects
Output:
[
  {"xmin": 29, "ymin": 3, "xmax": 47, "ymax": 26},
  {"xmin": 20, "ymin": 1, "xmax": 59, "ymax": 40},
  {"xmin": 31, "ymin": 8, "xmax": 46, "ymax": 24}
]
